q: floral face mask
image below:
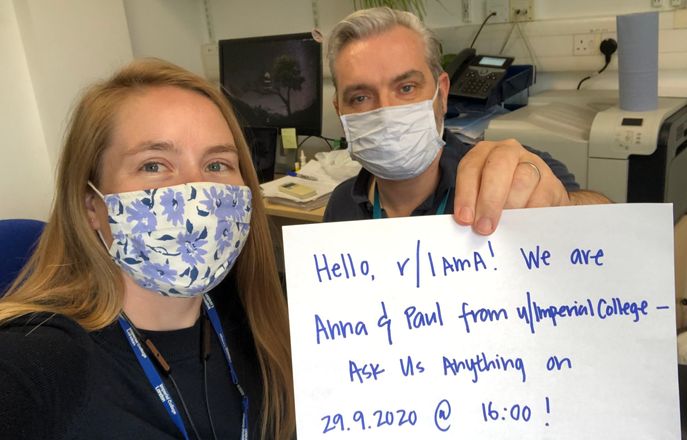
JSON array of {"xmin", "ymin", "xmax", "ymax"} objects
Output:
[{"xmin": 88, "ymin": 181, "xmax": 251, "ymax": 297}]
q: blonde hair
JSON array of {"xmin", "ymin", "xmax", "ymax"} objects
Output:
[
  {"xmin": 0, "ymin": 58, "xmax": 295, "ymax": 439},
  {"xmin": 327, "ymin": 7, "xmax": 443, "ymax": 87}
]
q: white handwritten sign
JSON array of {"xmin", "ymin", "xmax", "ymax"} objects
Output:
[{"xmin": 283, "ymin": 204, "xmax": 680, "ymax": 439}]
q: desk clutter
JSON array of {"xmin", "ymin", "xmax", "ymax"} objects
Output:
[
  {"xmin": 260, "ymin": 150, "xmax": 360, "ymax": 210},
  {"xmin": 444, "ymin": 105, "xmax": 510, "ymax": 145}
]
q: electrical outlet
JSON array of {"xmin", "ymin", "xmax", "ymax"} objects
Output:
[
  {"xmin": 670, "ymin": 0, "xmax": 683, "ymax": 7},
  {"xmin": 462, "ymin": 0, "xmax": 471, "ymax": 23},
  {"xmin": 676, "ymin": 9, "xmax": 687, "ymax": 27},
  {"xmin": 510, "ymin": 0, "xmax": 534, "ymax": 21},
  {"xmin": 201, "ymin": 43, "xmax": 219, "ymax": 82},
  {"xmin": 486, "ymin": 0, "xmax": 509, "ymax": 23},
  {"xmin": 573, "ymin": 33, "xmax": 601, "ymax": 55},
  {"xmin": 652, "ymin": 0, "xmax": 664, "ymax": 7}
]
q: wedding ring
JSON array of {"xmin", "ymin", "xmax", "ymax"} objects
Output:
[{"xmin": 520, "ymin": 161, "xmax": 541, "ymax": 184}]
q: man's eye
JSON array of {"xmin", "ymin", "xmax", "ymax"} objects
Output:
[
  {"xmin": 141, "ymin": 162, "xmax": 161, "ymax": 172},
  {"xmin": 351, "ymin": 95, "xmax": 367, "ymax": 104},
  {"xmin": 400, "ymin": 84, "xmax": 415, "ymax": 94}
]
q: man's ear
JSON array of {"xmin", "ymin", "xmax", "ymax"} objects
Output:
[
  {"xmin": 438, "ymin": 71, "xmax": 450, "ymax": 114},
  {"xmin": 85, "ymin": 191, "xmax": 101, "ymax": 231},
  {"xmin": 333, "ymin": 94, "xmax": 340, "ymax": 116}
]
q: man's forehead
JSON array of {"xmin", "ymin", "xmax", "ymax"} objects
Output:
[{"xmin": 335, "ymin": 26, "xmax": 430, "ymax": 87}]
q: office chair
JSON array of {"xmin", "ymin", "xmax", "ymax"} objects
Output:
[{"xmin": 0, "ymin": 219, "xmax": 45, "ymax": 295}]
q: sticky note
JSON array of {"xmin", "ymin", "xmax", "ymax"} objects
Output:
[{"xmin": 281, "ymin": 128, "xmax": 297, "ymax": 150}]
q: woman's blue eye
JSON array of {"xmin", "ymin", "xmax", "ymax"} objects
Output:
[{"xmin": 207, "ymin": 162, "xmax": 226, "ymax": 172}]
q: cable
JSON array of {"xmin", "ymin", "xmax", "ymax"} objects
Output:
[
  {"xmin": 293, "ymin": 134, "xmax": 342, "ymax": 170},
  {"xmin": 499, "ymin": 23, "xmax": 517, "ymax": 55},
  {"xmin": 168, "ymin": 374, "xmax": 203, "ymax": 440},
  {"xmin": 470, "ymin": 12, "xmax": 497, "ymax": 49},
  {"xmin": 577, "ymin": 38, "xmax": 618, "ymax": 90},
  {"xmin": 203, "ymin": 358, "xmax": 219, "ymax": 440},
  {"xmin": 201, "ymin": 313, "xmax": 219, "ymax": 440},
  {"xmin": 296, "ymin": 134, "xmax": 338, "ymax": 150},
  {"xmin": 515, "ymin": 22, "xmax": 538, "ymax": 80}
]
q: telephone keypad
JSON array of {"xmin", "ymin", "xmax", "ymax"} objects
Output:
[{"xmin": 455, "ymin": 66, "xmax": 508, "ymax": 100}]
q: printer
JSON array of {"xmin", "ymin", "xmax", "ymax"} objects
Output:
[{"xmin": 484, "ymin": 90, "xmax": 687, "ymax": 221}]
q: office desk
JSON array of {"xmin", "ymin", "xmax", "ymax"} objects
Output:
[
  {"xmin": 265, "ymin": 199, "xmax": 325, "ymax": 278},
  {"xmin": 264, "ymin": 199, "xmax": 325, "ymax": 223}
]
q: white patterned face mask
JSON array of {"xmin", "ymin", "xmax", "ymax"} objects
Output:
[{"xmin": 88, "ymin": 181, "xmax": 251, "ymax": 297}]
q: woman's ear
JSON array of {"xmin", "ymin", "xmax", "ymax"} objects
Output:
[{"xmin": 85, "ymin": 191, "xmax": 101, "ymax": 231}]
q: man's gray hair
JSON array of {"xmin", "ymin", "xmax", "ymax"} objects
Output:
[{"xmin": 327, "ymin": 7, "xmax": 443, "ymax": 88}]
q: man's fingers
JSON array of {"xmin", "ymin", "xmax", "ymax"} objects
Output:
[
  {"xmin": 504, "ymin": 161, "xmax": 542, "ymax": 209},
  {"xmin": 453, "ymin": 138, "xmax": 569, "ymax": 235},
  {"xmin": 472, "ymin": 154, "xmax": 520, "ymax": 234},
  {"xmin": 470, "ymin": 141, "xmax": 529, "ymax": 234},
  {"xmin": 453, "ymin": 142, "xmax": 493, "ymax": 225}
]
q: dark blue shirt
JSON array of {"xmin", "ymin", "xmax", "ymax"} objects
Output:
[{"xmin": 324, "ymin": 130, "xmax": 580, "ymax": 222}]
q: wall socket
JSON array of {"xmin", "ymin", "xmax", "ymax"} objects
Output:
[
  {"xmin": 486, "ymin": 0, "xmax": 510, "ymax": 23},
  {"xmin": 201, "ymin": 43, "xmax": 219, "ymax": 82},
  {"xmin": 510, "ymin": 0, "xmax": 534, "ymax": 21},
  {"xmin": 676, "ymin": 9, "xmax": 687, "ymax": 27},
  {"xmin": 573, "ymin": 33, "xmax": 601, "ymax": 55},
  {"xmin": 462, "ymin": 0, "xmax": 471, "ymax": 23}
]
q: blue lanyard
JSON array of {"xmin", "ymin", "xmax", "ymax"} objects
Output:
[
  {"xmin": 202, "ymin": 295, "xmax": 249, "ymax": 440},
  {"xmin": 372, "ymin": 182, "xmax": 450, "ymax": 219},
  {"xmin": 118, "ymin": 295, "xmax": 249, "ymax": 440}
]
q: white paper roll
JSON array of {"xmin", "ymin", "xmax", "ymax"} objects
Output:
[{"xmin": 616, "ymin": 11, "xmax": 658, "ymax": 111}]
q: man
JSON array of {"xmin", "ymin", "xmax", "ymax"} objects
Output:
[{"xmin": 323, "ymin": 7, "xmax": 609, "ymax": 234}]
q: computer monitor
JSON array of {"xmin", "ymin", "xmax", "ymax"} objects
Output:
[{"xmin": 219, "ymin": 32, "xmax": 323, "ymax": 136}]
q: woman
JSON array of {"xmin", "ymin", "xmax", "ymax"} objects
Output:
[{"xmin": 0, "ymin": 58, "xmax": 295, "ymax": 439}]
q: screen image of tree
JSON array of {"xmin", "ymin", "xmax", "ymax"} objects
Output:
[{"xmin": 221, "ymin": 36, "xmax": 321, "ymax": 132}]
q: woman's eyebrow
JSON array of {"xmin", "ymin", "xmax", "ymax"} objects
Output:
[
  {"xmin": 124, "ymin": 141, "xmax": 177, "ymax": 156},
  {"xmin": 204, "ymin": 144, "xmax": 238, "ymax": 156}
]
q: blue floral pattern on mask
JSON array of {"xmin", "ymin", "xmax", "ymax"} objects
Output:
[
  {"xmin": 98, "ymin": 182, "xmax": 252, "ymax": 297},
  {"xmin": 160, "ymin": 188, "xmax": 185, "ymax": 226}
]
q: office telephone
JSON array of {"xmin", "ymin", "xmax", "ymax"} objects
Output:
[{"xmin": 446, "ymin": 48, "xmax": 514, "ymax": 101}]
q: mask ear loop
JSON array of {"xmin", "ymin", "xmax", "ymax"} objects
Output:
[
  {"xmin": 431, "ymin": 81, "xmax": 445, "ymax": 135},
  {"xmin": 87, "ymin": 181, "xmax": 106, "ymax": 199},
  {"xmin": 432, "ymin": 81, "xmax": 441, "ymax": 102},
  {"xmin": 87, "ymin": 181, "xmax": 112, "ymax": 252}
]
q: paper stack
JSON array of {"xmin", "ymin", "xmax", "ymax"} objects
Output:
[
  {"xmin": 261, "ymin": 150, "xmax": 362, "ymax": 211},
  {"xmin": 260, "ymin": 175, "xmax": 334, "ymax": 210}
]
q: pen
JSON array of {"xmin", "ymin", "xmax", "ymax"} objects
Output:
[{"xmin": 287, "ymin": 172, "xmax": 318, "ymax": 181}]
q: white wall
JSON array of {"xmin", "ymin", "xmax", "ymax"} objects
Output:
[
  {"xmin": 0, "ymin": 0, "xmax": 133, "ymax": 220},
  {"xmin": 122, "ymin": 0, "xmax": 206, "ymax": 77},
  {"xmin": 0, "ymin": 1, "xmax": 53, "ymax": 220},
  {"xmin": 14, "ymin": 0, "xmax": 134, "ymax": 166}
]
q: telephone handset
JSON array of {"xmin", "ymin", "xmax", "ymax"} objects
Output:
[{"xmin": 446, "ymin": 48, "xmax": 514, "ymax": 101}]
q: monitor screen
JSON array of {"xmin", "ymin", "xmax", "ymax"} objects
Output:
[{"xmin": 219, "ymin": 32, "xmax": 323, "ymax": 136}]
